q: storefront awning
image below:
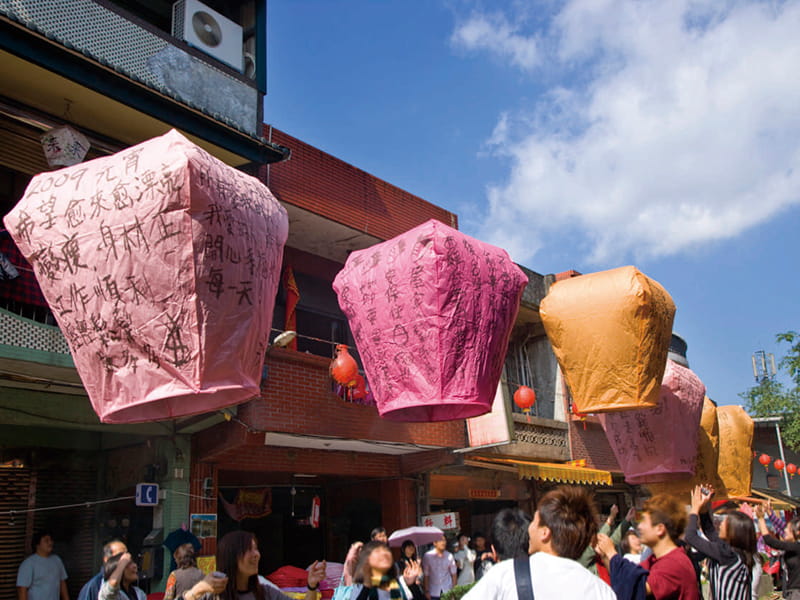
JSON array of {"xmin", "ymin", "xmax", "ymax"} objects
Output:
[
  {"xmin": 465, "ymin": 456, "xmax": 613, "ymax": 486},
  {"xmin": 752, "ymin": 487, "xmax": 800, "ymax": 509}
]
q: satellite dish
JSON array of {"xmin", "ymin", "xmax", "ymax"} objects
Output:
[{"xmin": 192, "ymin": 11, "xmax": 222, "ymax": 47}]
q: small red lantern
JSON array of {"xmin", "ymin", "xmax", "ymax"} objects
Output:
[
  {"xmin": 330, "ymin": 345, "xmax": 359, "ymax": 387},
  {"xmin": 351, "ymin": 374, "xmax": 368, "ymax": 400},
  {"xmin": 758, "ymin": 454, "xmax": 772, "ymax": 471},
  {"xmin": 775, "ymin": 459, "xmax": 785, "ymax": 472},
  {"xmin": 571, "ymin": 402, "xmax": 588, "ymax": 430},
  {"xmin": 513, "ymin": 386, "xmax": 536, "ymax": 422},
  {"xmin": 787, "ymin": 463, "xmax": 797, "ymax": 478}
]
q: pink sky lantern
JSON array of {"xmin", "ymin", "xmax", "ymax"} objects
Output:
[
  {"xmin": 332, "ymin": 219, "xmax": 528, "ymax": 422},
  {"xmin": 3, "ymin": 130, "xmax": 288, "ymax": 423},
  {"xmin": 600, "ymin": 359, "xmax": 706, "ymax": 484}
]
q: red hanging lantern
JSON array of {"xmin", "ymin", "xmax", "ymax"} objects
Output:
[
  {"xmin": 774, "ymin": 459, "xmax": 785, "ymax": 472},
  {"xmin": 758, "ymin": 454, "xmax": 772, "ymax": 471},
  {"xmin": 513, "ymin": 386, "xmax": 536, "ymax": 421},
  {"xmin": 351, "ymin": 374, "xmax": 368, "ymax": 400},
  {"xmin": 330, "ymin": 345, "xmax": 359, "ymax": 387},
  {"xmin": 571, "ymin": 402, "xmax": 588, "ymax": 430},
  {"xmin": 787, "ymin": 463, "xmax": 797, "ymax": 478}
]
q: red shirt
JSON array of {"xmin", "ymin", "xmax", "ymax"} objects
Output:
[{"xmin": 642, "ymin": 547, "xmax": 701, "ymax": 600}]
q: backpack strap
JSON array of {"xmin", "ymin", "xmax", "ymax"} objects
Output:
[{"xmin": 514, "ymin": 556, "xmax": 534, "ymax": 600}]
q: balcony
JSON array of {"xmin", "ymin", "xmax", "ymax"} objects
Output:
[{"xmin": 0, "ymin": 0, "xmax": 287, "ymax": 165}]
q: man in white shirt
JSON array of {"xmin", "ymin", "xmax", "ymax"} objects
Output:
[
  {"xmin": 422, "ymin": 535, "xmax": 457, "ymax": 600},
  {"xmin": 463, "ymin": 486, "xmax": 616, "ymax": 600}
]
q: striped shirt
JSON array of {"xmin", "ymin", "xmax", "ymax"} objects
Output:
[
  {"xmin": 707, "ymin": 551, "xmax": 751, "ymax": 600},
  {"xmin": 684, "ymin": 513, "xmax": 751, "ymax": 600}
]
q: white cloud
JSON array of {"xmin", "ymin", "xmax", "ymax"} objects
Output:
[
  {"xmin": 451, "ymin": 12, "xmax": 540, "ymax": 71},
  {"xmin": 459, "ymin": 0, "xmax": 800, "ymax": 264}
]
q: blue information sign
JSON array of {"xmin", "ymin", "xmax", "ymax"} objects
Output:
[{"xmin": 136, "ymin": 483, "xmax": 159, "ymax": 506}]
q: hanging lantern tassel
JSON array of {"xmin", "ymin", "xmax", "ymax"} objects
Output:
[
  {"xmin": 330, "ymin": 344, "xmax": 359, "ymax": 387},
  {"xmin": 774, "ymin": 459, "xmax": 785, "ymax": 472},
  {"xmin": 570, "ymin": 402, "xmax": 588, "ymax": 430},
  {"xmin": 352, "ymin": 374, "xmax": 368, "ymax": 401},
  {"xmin": 787, "ymin": 463, "xmax": 797, "ymax": 479},
  {"xmin": 513, "ymin": 386, "xmax": 536, "ymax": 422},
  {"xmin": 758, "ymin": 454, "xmax": 772, "ymax": 471}
]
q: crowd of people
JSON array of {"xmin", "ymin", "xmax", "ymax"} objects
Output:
[{"xmin": 16, "ymin": 484, "xmax": 800, "ymax": 600}]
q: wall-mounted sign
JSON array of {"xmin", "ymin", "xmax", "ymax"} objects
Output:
[
  {"xmin": 135, "ymin": 483, "xmax": 159, "ymax": 506},
  {"xmin": 190, "ymin": 513, "xmax": 218, "ymax": 539},
  {"xmin": 421, "ymin": 511, "xmax": 460, "ymax": 531},
  {"xmin": 468, "ymin": 488, "xmax": 501, "ymax": 499}
]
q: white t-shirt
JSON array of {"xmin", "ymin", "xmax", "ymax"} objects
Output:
[
  {"xmin": 462, "ymin": 553, "xmax": 616, "ymax": 600},
  {"xmin": 623, "ymin": 552, "xmax": 642, "ymax": 564}
]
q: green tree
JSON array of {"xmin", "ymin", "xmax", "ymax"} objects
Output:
[{"xmin": 741, "ymin": 331, "xmax": 800, "ymax": 451}]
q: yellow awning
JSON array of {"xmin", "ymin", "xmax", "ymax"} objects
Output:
[{"xmin": 466, "ymin": 456, "xmax": 613, "ymax": 486}]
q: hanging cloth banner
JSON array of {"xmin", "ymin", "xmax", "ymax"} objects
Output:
[
  {"xmin": 332, "ymin": 219, "xmax": 528, "ymax": 422},
  {"xmin": 282, "ymin": 266, "xmax": 299, "ymax": 350},
  {"xmin": 540, "ymin": 266, "xmax": 675, "ymax": 413},
  {"xmin": 3, "ymin": 129, "xmax": 288, "ymax": 423},
  {"xmin": 600, "ymin": 359, "xmax": 705, "ymax": 484},
  {"xmin": 219, "ymin": 488, "xmax": 273, "ymax": 521}
]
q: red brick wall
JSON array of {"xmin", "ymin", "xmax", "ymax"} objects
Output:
[
  {"xmin": 189, "ymin": 461, "xmax": 218, "ymax": 556},
  {"xmin": 242, "ymin": 348, "xmax": 466, "ymax": 448},
  {"xmin": 262, "ymin": 127, "xmax": 458, "ymax": 240},
  {"xmin": 569, "ymin": 418, "xmax": 622, "ymax": 472}
]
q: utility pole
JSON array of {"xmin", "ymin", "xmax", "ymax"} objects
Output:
[{"xmin": 751, "ymin": 350, "xmax": 790, "ymax": 493}]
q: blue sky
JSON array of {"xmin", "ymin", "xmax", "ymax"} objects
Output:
[{"xmin": 263, "ymin": 0, "xmax": 799, "ymax": 408}]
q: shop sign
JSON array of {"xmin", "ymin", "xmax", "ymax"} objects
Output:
[
  {"xmin": 468, "ymin": 488, "xmax": 501, "ymax": 499},
  {"xmin": 420, "ymin": 511, "xmax": 460, "ymax": 531}
]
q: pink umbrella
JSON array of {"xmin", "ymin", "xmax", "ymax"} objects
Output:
[{"xmin": 388, "ymin": 526, "xmax": 445, "ymax": 548}]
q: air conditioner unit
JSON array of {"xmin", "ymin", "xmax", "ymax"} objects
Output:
[{"xmin": 172, "ymin": 0, "xmax": 243, "ymax": 72}]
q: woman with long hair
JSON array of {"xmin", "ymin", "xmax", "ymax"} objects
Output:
[
  {"xmin": 394, "ymin": 541, "xmax": 417, "ymax": 578},
  {"xmin": 347, "ymin": 541, "xmax": 423, "ymax": 600},
  {"xmin": 756, "ymin": 501, "xmax": 800, "ymax": 600},
  {"xmin": 99, "ymin": 553, "xmax": 146, "ymax": 600},
  {"xmin": 683, "ymin": 485, "xmax": 757, "ymax": 600},
  {"xmin": 183, "ymin": 531, "xmax": 326, "ymax": 600}
]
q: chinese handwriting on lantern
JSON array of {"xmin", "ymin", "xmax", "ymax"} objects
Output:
[{"xmin": 424, "ymin": 518, "xmax": 434, "ymax": 527}]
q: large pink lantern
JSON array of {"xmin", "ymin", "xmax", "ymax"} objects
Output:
[
  {"xmin": 3, "ymin": 130, "xmax": 288, "ymax": 423},
  {"xmin": 600, "ymin": 359, "xmax": 705, "ymax": 484},
  {"xmin": 332, "ymin": 219, "xmax": 528, "ymax": 421}
]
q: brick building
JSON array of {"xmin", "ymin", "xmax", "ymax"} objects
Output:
[{"xmin": 186, "ymin": 127, "xmax": 466, "ymax": 573}]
